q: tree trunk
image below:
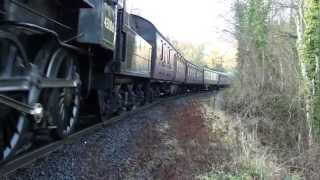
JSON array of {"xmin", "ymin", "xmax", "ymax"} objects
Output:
[{"xmin": 296, "ymin": 0, "xmax": 313, "ymax": 145}]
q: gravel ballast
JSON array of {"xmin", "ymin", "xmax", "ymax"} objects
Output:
[{"xmin": 3, "ymin": 92, "xmax": 222, "ymax": 180}]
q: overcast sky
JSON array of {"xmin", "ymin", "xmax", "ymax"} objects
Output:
[{"xmin": 127, "ymin": 0, "xmax": 236, "ymax": 54}]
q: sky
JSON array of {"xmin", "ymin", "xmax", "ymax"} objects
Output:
[{"xmin": 127, "ymin": 0, "xmax": 237, "ymax": 56}]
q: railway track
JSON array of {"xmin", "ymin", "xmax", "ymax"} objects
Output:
[{"xmin": 0, "ymin": 92, "xmax": 214, "ymax": 177}]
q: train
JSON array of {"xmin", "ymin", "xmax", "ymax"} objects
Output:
[{"xmin": 0, "ymin": 0, "xmax": 230, "ymax": 163}]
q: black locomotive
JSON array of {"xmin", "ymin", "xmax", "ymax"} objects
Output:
[{"xmin": 0, "ymin": 0, "xmax": 229, "ymax": 163}]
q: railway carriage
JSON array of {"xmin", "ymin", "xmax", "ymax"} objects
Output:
[
  {"xmin": 186, "ymin": 62, "xmax": 204, "ymax": 91},
  {"xmin": 0, "ymin": 0, "xmax": 227, "ymax": 164},
  {"xmin": 174, "ymin": 54, "xmax": 187, "ymax": 83},
  {"xmin": 204, "ymin": 67, "xmax": 219, "ymax": 90},
  {"xmin": 218, "ymin": 72, "xmax": 232, "ymax": 87},
  {"xmin": 130, "ymin": 14, "xmax": 182, "ymax": 95}
]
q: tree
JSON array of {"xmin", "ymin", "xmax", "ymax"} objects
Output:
[
  {"xmin": 296, "ymin": 0, "xmax": 320, "ymax": 139},
  {"xmin": 172, "ymin": 41, "xmax": 207, "ymax": 66}
]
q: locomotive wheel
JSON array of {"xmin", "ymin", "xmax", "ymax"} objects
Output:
[
  {"xmin": 147, "ymin": 87, "xmax": 154, "ymax": 103},
  {"xmin": 0, "ymin": 36, "xmax": 37, "ymax": 162},
  {"xmin": 46, "ymin": 49, "xmax": 80, "ymax": 138},
  {"xmin": 0, "ymin": 92, "xmax": 34, "ymax": 162}
]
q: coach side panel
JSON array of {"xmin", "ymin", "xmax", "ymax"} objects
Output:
[
  {"xmin": 174, "ymin": 56, "xmax": 187, "ymax": 83},
  {"xmin": 204, "ymin": 69, "xmax": 219, "ymax": 85},
  {"xmin": 119, "ymin": 29, "xmax": 152, "ymax": 78},
  {"xmin": 152, "ymin": 34, "xmax": 175, "ymax": 81}
]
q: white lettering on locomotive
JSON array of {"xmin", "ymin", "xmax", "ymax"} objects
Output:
[
  {"xmin": 104, "ymin": 4, "xmax": 115, "ymax": 33},
  {"xmin": 104, "ymin": 17, "xmax": 115, "ymax": 33}
]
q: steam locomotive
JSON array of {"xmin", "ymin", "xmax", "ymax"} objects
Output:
[{"xmin": 0, "ymin": 0, "xmax": 229, "ymax": 163}]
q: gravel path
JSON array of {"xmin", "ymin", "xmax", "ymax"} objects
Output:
[{"xmin": 2, "ymin": 92, "xmax": 222, "ymax": 180}]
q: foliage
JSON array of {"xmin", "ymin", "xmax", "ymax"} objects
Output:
[
  {"xmin": 233, "ymin": 0, "xmax": 304, "ymax": 134},
  {"xmin": 220, "ymin": 0, "xmax": 317, "ymax": 178},
  {"xmin": 236, "ymin": 0, "xmax": 274, "ymax": 91},
  {"xmin": 171, "ymin": 40, "xmax": 236, "ymax": 70},
  {"xmin": 243, "ymin": 0, "xmax": 270, "ymax": 50},
  {"xmin": 303, "ymin": 0, "xmax": 320, "ymax": 134},
  {"xmin": 171, "ymin": 40, "xmax": 207, "ymax": 66}
]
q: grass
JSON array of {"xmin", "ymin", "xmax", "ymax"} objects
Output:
[
  {"xmin": 195, "ymin": 89, "xmax": 305, "ymax": 180},
  {"xmin": 197, "ymin": 167, "xmax": 269, "ymax": 180},
  {"xmin": 197, "ymin": 168, "xmax": 301, "ymax": 180}
]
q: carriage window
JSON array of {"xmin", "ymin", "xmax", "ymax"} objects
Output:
[
  {"xmin": 168, "ymin": 49, "xmax": 171, "ymax": 65},
  {"xmin": 176, "ymin": 56, "xmax": 179, "ymax": 72},
  {"xmin": 170, "ymin": 51, "xmax": 175, "ymax": 68},
  {"xmin": 161, "ymin": 42, "xmax": 164, "ymax": 61},
  {"xmin": 168, "ymin": 49, "xmax": 171, "ymax": 66},
  {"xmin": 164, "ymin": 46, "xmax": 168, "ymax": 63},
  {"xmin": 167, "ymin": 49, "xmax": 170, "ymax": 65}
]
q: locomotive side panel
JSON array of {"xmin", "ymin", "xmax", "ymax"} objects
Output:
[
  {"xmin": 119, "ymin": 28, "xmax": 152, "ymax": 78},
  {"xmin": 78, "ymin": 0, "xmax": 117, "ymax": 50},
  {"xmin": 1, "ymin": 0, "xmax": 88, "ymax": 41},
  {"xmin": 2, "ymin": 0, "xmax": 118, "ymax": 49}
]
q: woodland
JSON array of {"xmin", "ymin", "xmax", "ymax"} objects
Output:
[{"xmin": 197, "ymin": 0, "xmax": 320, "ymax": 179}]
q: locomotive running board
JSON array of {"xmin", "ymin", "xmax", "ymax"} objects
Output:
[{"xmin": 0, "ymin": 78, "xmax": 79, "ymax": 92}]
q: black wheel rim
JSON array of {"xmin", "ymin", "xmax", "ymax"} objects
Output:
[
  {"xmin": 0, "ymin": 93, "xmax": 27, "ymax": 161},
  {"xmin": 47, "ymin": 49, "xmax": 80, "ymax": 138},
  {"xmin": 0, "ymin": 36, "xmax": 31, "ymax": 161}
]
